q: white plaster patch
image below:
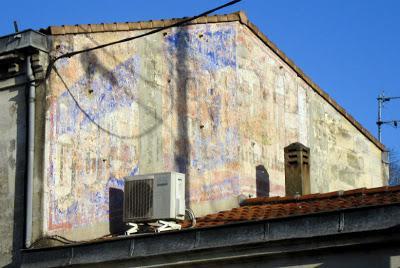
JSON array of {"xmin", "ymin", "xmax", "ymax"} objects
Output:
[
  {"xmin": 276, "ymin": 73, "xmax": 285, "ymax": 95},
  {"xmin": 298, "ymin": 85, "xmax": 309, "ymax": 146}
]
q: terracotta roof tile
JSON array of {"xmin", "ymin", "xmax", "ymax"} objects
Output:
[
  {"xmin": 62, "ymin": 25, "xmax": 78, "ymax": 34},
  {"xmin": 103, "ymin": 23, "xmax": 117, "ymax": 32},
  {"xmin": 89, "ymin": 24, "xmax": 105, "ymax": 33},
  {"xmin": 152, "ymin": 20, "xmax": 165, "ymax": 28},
  {"xmin": 196, "ymin": 16, "xmax": 208, "ymax": 24},
  {"xmin": 115, "ymin": 23, "xmax": 130, "ymax": 31},
  {"xmin": 164, "ymin": 18, "xmax": 181, "ymax": 27},
  {"xmin": 182, "ymin": 186, "xmax": 400, "ymax": 229},
  {"xmin": 127, "ymin": 22, "xmax": 141, "ymax": 31},
  {"xmin": 138, "ymin": 20, "xmax": 151, "ymax": 29},
  {"xmin": 77, "ymin": 24, "xmax": 91, "ymax": 33},
  {"xmin": 207, "ymin": 15, "xmax": 219, "ymax": 23}
]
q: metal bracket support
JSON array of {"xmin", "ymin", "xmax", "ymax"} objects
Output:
[
  {"xmin": 149, "ymin": 220, "xmax": 182, "ymax": 233},
  {"xmin": 125, "ymin": 223, "xmax": 139, "ymax": 235}
]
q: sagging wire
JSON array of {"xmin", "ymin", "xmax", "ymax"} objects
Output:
[
  {"xmin": 185, "ymin": 208, "xmax": 196, "ymax": 228},
  {"xmin": 52, "ymin": 65, "xmax": 141, "ymax": 139},
  {"xmin": 35, "ymin": 0, "xmax": 243, "ymax": 136},
  {"xmin": 28, "ymin": 234, "xmax": 114, "ymax": 249},
  {"xmin": 29, "ymin": 235, "xmax": 84, "ymax": 248},
  {"xmin": 44, "ymin": 0, "xmax": 242, "ymax": 82},
  {"xmin": 31, "ymin": 0, "xmax": 243, "ymax": 112}
]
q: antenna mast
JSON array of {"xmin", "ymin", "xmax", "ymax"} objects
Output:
[{"xmin": 377, "ymin": 92, "xmax": 400, "ymax": 142}]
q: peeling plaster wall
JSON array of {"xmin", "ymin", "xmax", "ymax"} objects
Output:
[
  {"xmin": 236, "ymin": 25, "xmax": 309, "ymax": 197},
  {"xmin": 308, "ymin": 88, "xmax": 385, "ymax": 192},
  {"xmin": 237, "ymin": 24, "xmax": 386, "ymax": 195},
  {"xmin": 45, "ymin": 22, "xmax": 240, "ymax": 239},
  {"xmin": 43, "ymin": 21, "xmax": 386, "ymax": 241}
]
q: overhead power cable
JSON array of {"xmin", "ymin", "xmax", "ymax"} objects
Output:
[
  {"xmin": 45, "ymin": 0, "xmax": 242, "ymax": 80},
  {"xmin": 29, "ymin": 234, "xmax": 114, "ymax": 249}
]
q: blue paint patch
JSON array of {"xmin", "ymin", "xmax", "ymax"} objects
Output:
[
  {"xmin": 54, "ymin": 43, "xmax": 74, "ymax": 69},
  {"xmin": 66, "ymin": 201, "xmax": 79, "ymax": 217},
  {"xmin": 56, "ymin": 55, "xmax": 141, "ymax": 135},
  {"xmin": 166, "ymin": 25, "xmax": 236, "ymax": 71},
  {"xmin": 106, "ymin": 176, "xmax": 125, "ymax": 189},
  {"xmin": 90, "ymin": 191, "xmax": 104, "ymax": 203},
  {"xmin": 129, "ymin": 165, "xmax": 139, "ymax": 176},
  {"xmin": 52, "ymin": 200, "xmax": 79, "ymax": 226}
]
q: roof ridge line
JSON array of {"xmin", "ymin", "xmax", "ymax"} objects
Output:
[{"xmin": 41, "ymin": 11, "xmax": 244, "ymax": 35}]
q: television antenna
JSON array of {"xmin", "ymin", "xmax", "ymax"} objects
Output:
[{"xmin": 377, "ymin": 92, "xmax": 400, "ymax": 142}]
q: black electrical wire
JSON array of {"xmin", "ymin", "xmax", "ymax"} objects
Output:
[
  {"xmin": 44, "ymin": 0, "xmax": 241, "ymax": 80},
  {"xmin": 28, "ymin": 235, "xmax": 80, "ymax": 248},
  {"xmin": 29, "ymin": 234, "xmax": 114, "ymax": 249},
  {"xmin": 185, "ymin": 208, "xmax": 196, "ymax": 228}
]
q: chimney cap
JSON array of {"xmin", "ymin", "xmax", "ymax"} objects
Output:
[{"xmin": 284, "ymin": 142, "xmax": 309, "ymax": 151}]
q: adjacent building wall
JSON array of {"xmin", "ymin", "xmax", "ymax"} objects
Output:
[
  {"xmin": 0, "ymin": 77, "xmax": 27, "ymax": 266},
  {"xmin": 0, "ymin": 52, "xmax": 47, "ymax": 266},
  {"xmin": 43, "ymin": 20, "xmax": 387, "ymax": 241}
]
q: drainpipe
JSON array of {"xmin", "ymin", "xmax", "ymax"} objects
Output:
[{"xmin": 25, "ymin": 55, "xmax": 35, "ymax": 248}]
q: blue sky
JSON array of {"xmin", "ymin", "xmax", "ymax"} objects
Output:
[{"xmin": 2, "ymin": 0, "xmax": 399, "ymax": 153}]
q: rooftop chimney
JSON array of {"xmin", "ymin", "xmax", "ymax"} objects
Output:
[{"xmin": 284, "ymin": 142, "xmax": 310, "ymax": 196}]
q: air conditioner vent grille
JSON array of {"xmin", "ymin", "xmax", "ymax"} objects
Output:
[{"xmin": 124, "ymin": 178, "xmax": 153, "ymax": 221}]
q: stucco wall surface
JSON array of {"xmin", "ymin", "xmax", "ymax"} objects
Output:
[
  {"xmin": 45, "ymin": 22, "xmax": 241, "ymax": 239},
  {"xmin": 237, "ymin": 24, "xmax": 386, "ymax": 194},
  {"xmin": 308, "ymin": 87, "xmax": 385, "ymax": 192},
  {"xmin": 0, "ymin": 84, "xmax": 26, "ymax": 267},
  {"xmin": 43, "ymin": 21, "xmax": 386, "ymax": 240}
]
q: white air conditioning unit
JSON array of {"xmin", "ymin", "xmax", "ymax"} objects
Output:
[{"xmin": 123, "ymin": 172, "xmax": 185, "ymax": 223}]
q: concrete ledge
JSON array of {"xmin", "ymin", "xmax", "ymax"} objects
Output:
[{"xmin": 21, "ymin": 204, "xmax": 400, "ymax": 267}]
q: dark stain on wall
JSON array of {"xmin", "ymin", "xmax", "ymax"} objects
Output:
[
  {"xmin": 172, "ymin": 27, "xmax": 191, "ymax": 201},
  {"xmin": 5, "ymin": 87, "xmax": 27, "ymax": 267},
  {"xmin": 256, "ymin": 165, "xmax": 270, "ymax": 197},
  {"xmin": 108, "ymin": 187, "xmax": 126, "ymax": 235}
]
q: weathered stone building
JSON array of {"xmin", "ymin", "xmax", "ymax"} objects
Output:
[{"xmin": 0, "ymin": 11, "xmax": 389, "ymax": 266}]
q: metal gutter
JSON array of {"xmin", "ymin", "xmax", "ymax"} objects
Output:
[
  {"xmin": 25, "ymin": 55, "xmax": 35, "ymax": 248},
  {"xmin": 117, "ymin": 230, "xmax": 400, "ymax": 268}
]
